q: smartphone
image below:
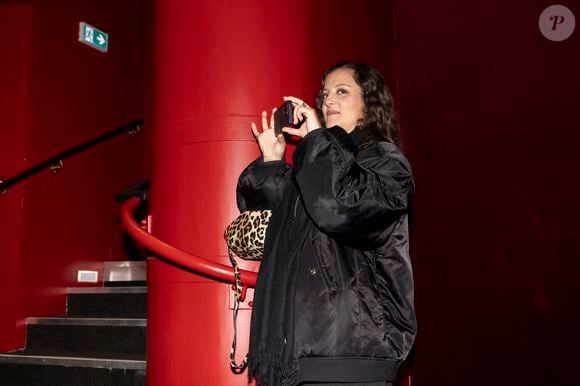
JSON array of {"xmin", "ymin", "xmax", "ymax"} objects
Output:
[{"xmin": 273, "ymin": 101, "xmax": 295, "ymax": 136}]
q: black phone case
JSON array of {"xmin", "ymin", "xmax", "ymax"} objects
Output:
[{"xmin": 273, "ymin": 101, "xmax": 294, "ymax": 136}]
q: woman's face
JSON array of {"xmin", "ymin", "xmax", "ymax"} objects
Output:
[{"xmin": 321, "ymin": 68, "xmax": 365, "ymax": 133}]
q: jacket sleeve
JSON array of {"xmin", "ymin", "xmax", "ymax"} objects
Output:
[
  {"xmin": 236, "ymin": 157, "xmax": 292, "ymax": 212},
  {"xmin": 293, "ymin": 127, "xmax": 414, "ymax": 248}
]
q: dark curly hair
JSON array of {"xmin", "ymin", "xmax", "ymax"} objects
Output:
[{"xmin": 316, "ymin": 61, "xmax": 399, "ymax": 147}]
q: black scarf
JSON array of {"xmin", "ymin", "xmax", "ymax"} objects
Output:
[{"xmin": 247, "ymin": 178, "xmax": 304, "ymax": 386}]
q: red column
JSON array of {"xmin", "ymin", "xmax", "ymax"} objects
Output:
[
  {"xmin": 148, "ymin": 1, "xmax": 396, "ymax": 385},
  {"xmin": 148, "ymin": 1, "xmax": 312, "ymax": 384}
]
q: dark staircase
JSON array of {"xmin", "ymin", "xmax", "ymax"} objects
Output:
[{"xmin": 0, "ymin": 262, "xmax": 147, "ymax": 386}]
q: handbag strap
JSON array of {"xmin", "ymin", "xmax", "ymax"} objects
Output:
[{"xmin": 228, "ymin": 247, "xmax": 249, "ymax": 374}]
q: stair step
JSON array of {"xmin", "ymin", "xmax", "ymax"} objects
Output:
[
  {"xmin": 0, "ymin": 352, "xmax": 145, "ymax": 370},
  {"xmin": 0, "ymin": 263, "xmax": 149, "ymax": 385},
  {"xmin": 28, "ymin": 317, "xmax": 146, "ymax": 327},
  {"xmin": 105, "ymin": 280, "xmax": 147, "ymax": 287},
  {"xmin": 0, "ymin": 360, "xmax": 145, "ymax": 386},
  {"xmin": 68, "ymin": 286, "xmax": 147, "ymax": 294},
  {"xmin": 25, "ymin": 318, "xmax": 146, "ymax": 356},
  {"xmin": 67, "ymin": 287, "xmax": 147, "ymax": 318}
]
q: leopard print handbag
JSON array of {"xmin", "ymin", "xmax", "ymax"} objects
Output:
[
  {"xmin": 224, "ymin": 210, "xmax": 272, "ymax": 261},
  {"xmin": 223, "ymin": 209, "xmax": 272, "ymax": 374}
]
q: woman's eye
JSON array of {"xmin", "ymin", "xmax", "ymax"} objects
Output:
[
  {"xmin": 336, "ymin": 89, "xmax": 347, "ymax": 95},
  {"xmin": 321, "ymin": 93, "xmax": 328, "ymax": 99}
]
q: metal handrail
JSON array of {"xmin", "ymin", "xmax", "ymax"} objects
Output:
[
  {"xmin": 0, "ymin": 120, "xmax": 143, "ymax": 193},
  {"xmin": 120, "ymin": 197, "xmax": 258, "ymax": 287}
]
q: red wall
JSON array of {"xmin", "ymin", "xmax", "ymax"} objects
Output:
[
  {"xmin": 0, "ymin": 0, "xmax": 149, "ymax": 352},
  {"xmin": 0, "ymin": 3, "xmax": 32, "ymax": 352},
  {"xmin": 395, "ymin": 1, "xmax": 580, "ymax": 385}
]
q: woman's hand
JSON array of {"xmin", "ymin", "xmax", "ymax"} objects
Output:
[
  {"xmin": 251, "ymin": 109, "xmax": 286, "ymax": 162},
  {"xmin": 281, "ymin": 96, "xmax": 322, "ymax": 138}
]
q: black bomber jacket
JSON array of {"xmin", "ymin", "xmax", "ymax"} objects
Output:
[{"xmin": 237, "ymin": 126, "xmax": 416, "ymax": 385}]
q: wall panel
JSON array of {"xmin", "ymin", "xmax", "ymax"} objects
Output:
[{"xmin": 395, "ymin": 1, "xmax": 579, "ymax": 385}]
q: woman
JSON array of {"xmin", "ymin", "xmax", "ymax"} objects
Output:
[{"xmin": 236, "ymin": 62, "xmax": 416, "ymax": 386}]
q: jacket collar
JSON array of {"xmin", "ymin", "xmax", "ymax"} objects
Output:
[{"xmin": 349, "ymin": 127, "xmax": 364, "ymax": 147}]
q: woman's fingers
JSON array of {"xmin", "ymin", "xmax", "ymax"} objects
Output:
[
  {"xmin": 276, "ymin": 132, "xmax": 286, "ymax": 146},
  {"xmin": 285, "ymin": 97, "xmax": 302, "ymax": 124},
  {"xmin": 295, "ymin": 104, "xmax": 311, "ymax": 126},
  {"xmin": 253, "ymin": 100, "xmax": 316, "ymax": 141},
  {"xmin": 270, "ymin": 108, "xmax": 276, "ymax": 130},
  {"xmin": 282, "ymin": 96, "xmax": 322, "ymax": 135},
  {"xmin": 291, "ymin": 105, "xmax": 299, "ymax": 125},
  {"xmin": 254, "ymin": 108, "xmax": 281, "ymax": 137},
  {"xmin": 281, "ymin": 127, "xmax": 301, "ymax": 136},
  {"xmin": 283, "ymin": 96, "xmax": 311, "ymax": 124},
  {"xmin": 283, "ymin": 96, "xmax": 304, "ymax": 105},
  {"xmin": 251, "ymin": 122, "xmax": 260, "ymax": 137},
  {"xmin": 261, "ymin": 110, "xmax": 269, "ymax": 131}
]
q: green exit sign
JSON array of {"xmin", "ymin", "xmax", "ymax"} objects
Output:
[{"xmin": 78, "ymin": 22, "xmax": 108, "ymax": 53}]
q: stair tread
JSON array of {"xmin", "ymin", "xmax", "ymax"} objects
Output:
[
  {"xmin": 28, "ymin": 317, "xmax": 146, "ymax": 326},
  {"xmin": 104, "ymin": 280, "xmax": 147, "ymax": 287},
  {"xmin": 68, "ymin": 286, "xmax": 147, "ymax": 294},
  {"xmin": 2, "ymin": 350, "xmax": 145, "ymax": 361},
  {"xmin": 0, "ymin": 351, "xmax": 145, "ymax": 370}
]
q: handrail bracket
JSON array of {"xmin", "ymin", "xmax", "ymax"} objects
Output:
[{"xmin": 49, "ymin": 160, "xmax": 64, "ymax": 173}]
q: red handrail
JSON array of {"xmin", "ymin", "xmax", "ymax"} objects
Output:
[{"xmin": 120, "ymin": 197, "xmax": 258, "ymax": 287}]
